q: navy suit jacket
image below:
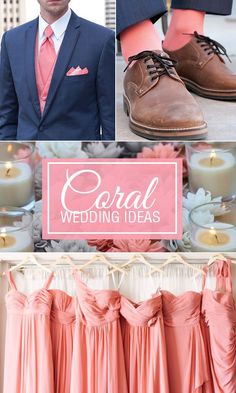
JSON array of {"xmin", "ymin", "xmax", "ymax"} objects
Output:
[{"xmin": 0, "ymin": 11, "xmax": 115, "ymax": 140}]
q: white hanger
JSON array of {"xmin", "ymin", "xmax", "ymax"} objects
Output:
[
  {"xmin": 108, "ymin": 253, "xmax": 163, "ymax": 276},
  {"xmin": 76, "ymin": 254, "xmax": 125, "ymax": 274},
  {"xmin": 108, "ymin": 253, "xmax": 163, "ymax": 293},
  {"xmin": 75, "ymin": 254, "xmax": 125, "ymax": 290},
  {"xmin": 159, "ymin": 254, "xmax": 206, "ymax": 276},
  {"xmin": 193, "ymin": 253, "xmax": 236, "ymax": 279},
  {"xmin": 2, "ymin": 255, "xmax": 52, "ymax": 275},
  {"xmin": 207, "ymin": 253, "xmax": 236, "ymax": 266},
  {"xmin": 51, "ymin": 255, "xmax": 77, "ymax": 269}
]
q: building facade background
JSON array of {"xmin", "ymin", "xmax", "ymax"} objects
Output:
[
  {"xmin": 0, "ymin": 0, "xmax": 116, "ymax": 38},
  {"xmin": 0, "ymin": 0, "xmax": 25, "ymax": 37}
]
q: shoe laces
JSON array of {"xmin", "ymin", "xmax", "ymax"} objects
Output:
[
  {"xmin": 185, "ymin": 31, "xmax": 231, "ymax": 62},
  {"xmin": 124, "ymin": 50, "xmax": 177, "ymax": 81}
]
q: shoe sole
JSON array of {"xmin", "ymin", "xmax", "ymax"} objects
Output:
[
  {"xmin": 182, "ymin": 77, "xmax": 236, "ymax": 101},
  {"xmin": 123, "ymin": 95, "xmax": 208, "ymax": 140}
]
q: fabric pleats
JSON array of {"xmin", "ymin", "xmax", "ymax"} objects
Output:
[
  {"xmin": 70, "ymin": 271, "xmax": 128, "ymax": 393},
  {"xmin": 3, "ymin": 260, "xmax": 236, "ymax": 393},
  {"xmin": 202, "ymin": 261, "xmax": 236, "ymax": 393},
  {"xmin": 4, "ymin": 272, "xmax": 54, "ymax": 393},
  {"xmin": 120, "ymin": 294, "xmax": 169, "ymax": 393},
  {"xmin": 162, "ymin": 291, "xmax": 213, "ymax": 393},
  {"xmin": 50, "ymin": 289, "xmax": 75, "ymax": 393}
]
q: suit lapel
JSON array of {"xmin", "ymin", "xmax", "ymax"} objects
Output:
[
  {"xmin": 25, "ymin": 18, "xmax": 41, "ymax": 118},
  {"xmin": 41, "ymin": 12, "xmax": 81, "ymax": 121}
]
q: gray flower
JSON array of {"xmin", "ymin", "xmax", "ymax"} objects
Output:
[
  {"xmin": 35, "ymin": 164, "xmax": 42, "ymax": 201},
  {"xmin": 45, "ymin": 240, "xmax": 96, "ymax": 252},
  {"xmin": 84, "ymin": 142, "xmax": 124, "ymax": 158}
]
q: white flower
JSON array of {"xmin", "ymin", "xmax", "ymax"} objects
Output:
[
  {"xmin": 183, "ymin": 188, "xmax": 222, "ymax": 211},
  {"xmin": 13, "ymin": 214, "xmax": 32, "ymax": 229},
  {"xmin": 183, "ymin": 208, "xmax": 190, "ymax": 232},
  {"xmin": 35, "ymin": 200, "xmax": 42, "ymax": 214},
  {"xmin": 191, "ymin": 209, "xmax": 215, "ymax": 226},
  {"xmin": 36, "ymin": 142, "xmax": 88, "ymax": 158},
  {"xmin": 211, "ymin": 203, "xmax": 231, "ymax": 217},
  {"xmin": 32, "ymin": 201, "xmax": 43, "ymax": 243},
  {"xmin": 33, "ymin": 211, "xmax": 42, "ymax": 243},
  {"xmin": 84, "ymin": 142, "xmax": 124, "ymax": 158},
  {"xmin": 177, "ymin": 231, "xmax": 192, "ymax": 252}
]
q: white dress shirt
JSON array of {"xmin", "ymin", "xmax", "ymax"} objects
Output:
[{"xmin": 38, "ymin": 8, "xmax": 72, "ymax": 54}]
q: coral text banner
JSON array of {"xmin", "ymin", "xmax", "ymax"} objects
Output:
[{"xmin": 42, "ymin": 159, "xmax": 182, "ymax": 239}]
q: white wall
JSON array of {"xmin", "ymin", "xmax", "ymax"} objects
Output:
[{"xmin": 24, "ymin": 0, "xmax": 105, "ymax": 25}]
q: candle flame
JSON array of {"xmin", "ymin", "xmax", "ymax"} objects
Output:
[
  {"xmin": 0, "ymin": 228, "xmax": 6, "ymax": 247},
  {"xmin": 7, "ymin": 144, "xmax": 13, "ymax": 153},
  {"xmin": 209, "ymin": 227, "xmax": 216, "ymax": 235},
  {"xmin": 210, "ymin": 150, "xmax": 216, "ymax": 159},
  {"xmin": 210, "ymin": 150, "xmax": 216, "ymax": 165},
  {"xmin": 209, "ymin": 227, "xmax": 219, "ymax": 244},
  {"xmin": 5, "ymin": 162, "xmax": 12, "ymax": 177}
]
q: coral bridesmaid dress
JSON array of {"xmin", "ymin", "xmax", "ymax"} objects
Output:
[
  {"xmin": 202, "ymin": 260, "xmax": 236, "ymax": 393},
  {"xmin": 70, "ymin": 271, "xmax": 128, "ymax": 393},
  {"xmin": 120, "ymin": 294, "xmax": 169, "ymax": 393},
  {"xmin": 162, "ymin": 290, "xmax": 212, "ymax": 393},
  {"xmin": 50, "ymin": 290, "xmax": 75, "ymax": 393},
  {"xmin": 4, "ymin": 271, "xmax": 54, "ymax": 393}
]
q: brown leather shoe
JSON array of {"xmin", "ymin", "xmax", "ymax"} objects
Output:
[
  {"xmin": 123, "ymin": 50, "xmax": 207, "ymax": 140},
  {"xmin": 164, "ymin": 32, "xmax": 236, "ymax": 101}
]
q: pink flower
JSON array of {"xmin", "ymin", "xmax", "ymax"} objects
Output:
[
  {"xmin": 88, "ymin": 239, "xmax": 114, "ymax": 252},
  {"xmin": 193, "ymin": 143, "xmax": 213, "ymax": 151},
  {"xmin": 108, "ymin": 239, "xmax": 166, "ymax": 252},
  {"xmin": 13, "ymin": 147, "xmax": 33, "ymax": 164},
  {"xmin": 177, "ymin": 145, "xmax": 188, "ymax": 178},
  {"xmin": 137, "ymin": 143, "xmax": 180, "ymax": 159}
]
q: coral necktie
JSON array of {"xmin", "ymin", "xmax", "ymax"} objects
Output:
[
  {"xmin": 38, "ymin": 25, "xmax": 56, "ymax": 85},
  {"xmin": 37, "ymin": 25, "xmax": 57, "ymax": 112}
]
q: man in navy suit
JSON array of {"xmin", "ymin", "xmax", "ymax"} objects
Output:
[{"xmin": 0, "ymin": 0, "xmax": 115, "ymax": 140}]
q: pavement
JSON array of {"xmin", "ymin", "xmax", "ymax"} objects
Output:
[{"xmin": 116, "ymin": 15, "xmax": 236, "ymax": 141}]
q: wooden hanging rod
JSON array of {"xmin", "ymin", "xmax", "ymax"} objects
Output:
[{"xmin": 0, "ymin": 252, "xmax": 236, "ymax": 265}]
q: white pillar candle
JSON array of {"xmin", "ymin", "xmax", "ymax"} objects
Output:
[
  {"xmin": 191, "ymin": 222, "xmax": 236, "ymax": 252},
  {"xmin": 0, "ymin": 228, "xmax": 34, "ymax": 252},
  {"xmin": 0, "ymin": 162, "xmax": 33, "ymax": 207},
  {"xmin": 189, "ymin": 150, "xmax": 236, "ymax": 198}
]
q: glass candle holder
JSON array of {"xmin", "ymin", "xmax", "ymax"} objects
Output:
[
  {"xmin": 190, "ymin": 202, "xmax": 236, "ymax": 252},
  {"xmin": 185, "ymin": 143, "xmax": 236, "ymax": 198},
  {"xmin": 0, "ymin": 207, "xmax": 34, "ymax": 252},
  {"xmin": 0, "ymin": 142, "xmax": 35, "ymax": 210}
]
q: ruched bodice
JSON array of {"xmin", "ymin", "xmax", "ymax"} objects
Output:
[
  {"xmin": 74, "ymin": 272, "xmax": 121, "ymax": 326},
  {"xmin": 202, "ymin": 289, "xmax": 236, "ymax": 327},
  {"xmin": 162, "ymin": 291, "xmax": 202, "ymax": 326},
  {"xmin": 50, "ymin": 289, "xmax": 75, "ymax": 325},
  {"xmin": 120, "ymin": 294, "xmax": 162, "ymax": 327},
  {"xmin": 6, "ymin": 289, "xmax": 53, "ymax": 316},
  {"xmin": 71, "ymin": 271, "xmax": 128, "ymax": 393},
  {"xmin": 50, "ymin": 290, "xmax": 75, "ymax": 393},
  {"xmin": 4, "ymin": 271, "xmax": 54, "ymax": 393},
  {"xmin": 120, "ymin": 293, "xmax": 169, "ymax": 393}
]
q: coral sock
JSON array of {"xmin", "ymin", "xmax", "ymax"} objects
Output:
[
  {"xmin": 163, "ymin": 9, "xmax": 205, "ymax": 51},
  {"xmin": 120, "ymin": 20, "xmax": 162, "ymax": 64}
]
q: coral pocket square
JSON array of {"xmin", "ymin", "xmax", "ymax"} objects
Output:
[{"xmin": 66, "ymin": 66, "xmax": 89, "ymax": 76}]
